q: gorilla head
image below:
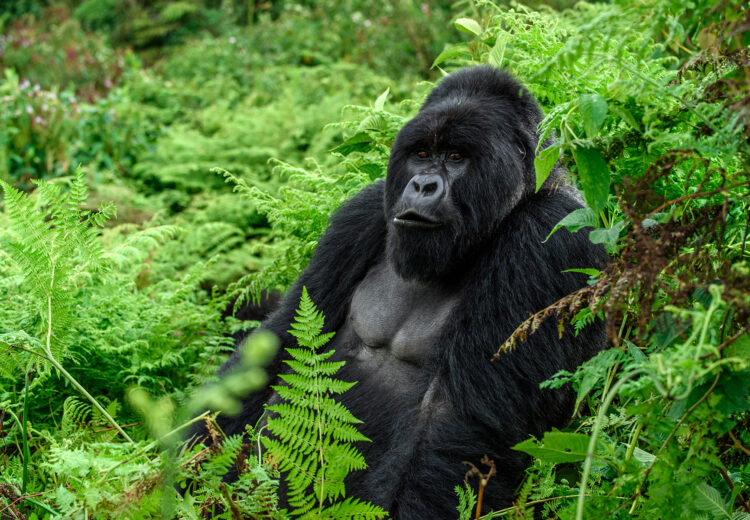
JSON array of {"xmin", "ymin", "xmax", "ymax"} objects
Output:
[{"xmin": 384, "ymin": 66, "xmax": 549, "ymax": 282}]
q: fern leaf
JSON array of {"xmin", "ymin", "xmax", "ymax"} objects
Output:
[{"xmin": 261, "ymin": 287, "xmax": 384, "ymax": 516}]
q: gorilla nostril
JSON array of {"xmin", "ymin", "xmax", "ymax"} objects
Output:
[{"xmin": 422, "ymin": 182, "xmax": 438, "ymax": 196}]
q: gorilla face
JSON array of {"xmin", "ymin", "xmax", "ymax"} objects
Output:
[{"xmin": 384, "ymin": 68, "xmax": 544, "ymax": 282}]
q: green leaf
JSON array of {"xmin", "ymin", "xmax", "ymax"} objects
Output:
[
  {"xmin": 695, "ymin": 482, "xmax": 729, "ymax": 518},
  {"xmin": 609, "ymin": 104, "xmax": 640, "ymax": 130},
  {"xmin": 534, "ymin": 146, "xmax": 560, "ymax": 192},
  {"xmin": 357, "ymin": 162, "xmax": 385, "ymax": 181},
  {"xmin": 455, "ymin": 17, "xmax": 483, "ymax": 36},
  {"xmin": 432, "ymin": 43, "xmax": 471, "ymax": 68},
  {"xmin": 630, "ymin": 447, "xmax": 655, "ymax": 466},
  {"xmin": 588, "ymin": 221, "xmax": 625, "ymax": 251},
  {"xmin": 488, "ymin": 32, "xmax": 508, "ymax": 68},
  {"xmin": 572, "ymin": 146, "xmax": 609, "ymax": 214},
  {"xmin": 544, "ymin": 207, "xmax": 597, "ymax": 242},
  {"xmin": 713, "ymin": 369, "xmax": 750, "ymax": 415},
  {"xmin": 512, "ymin": 431, "xmax": 590, "ymax": 463},
  {"xmin": 562, "ymin": 268, "xmax": 600, "ymax": 276},
  {"xmin": 330, "ymin": 132, "xmax": 373, "ymax": 156},
  {"xmin": 725, "ymin": 332, "xmax": 750, "ymax": 360},
  {"xmin": 579, "ymin": 94, "xmax": 608, "ymax": 138},
  {"xmin": 374, "ymin": 88, "xmax": 390, "ymax": 111}
]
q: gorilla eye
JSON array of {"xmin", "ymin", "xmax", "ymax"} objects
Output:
[
  {"xmin": 416, "ymin": 150, "xmax": 429, "ymax": 159},
  {"xmin": 448, "ymin": 152, "xmax": 463, "ymax": 161}
]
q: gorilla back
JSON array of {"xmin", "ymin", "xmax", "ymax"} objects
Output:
[{"xmin": 204, "ymin": 66, "xmax": 609, "ymax": 518}]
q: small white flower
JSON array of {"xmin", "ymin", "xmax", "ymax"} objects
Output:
[{"xmin": 229, "ymin": 36, "xmax": 237, "ymax": 44}]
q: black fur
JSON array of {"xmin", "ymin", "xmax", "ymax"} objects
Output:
[{"xmin": 196, "ymin": 66, "xmax": 608, "ymax": 518}]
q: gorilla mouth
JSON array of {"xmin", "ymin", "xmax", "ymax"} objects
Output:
[{"xmin": 393, "ymin": 209, "xmax": 443, "ymax": 229}]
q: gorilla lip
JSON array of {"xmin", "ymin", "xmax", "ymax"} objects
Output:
[{"xmin": 393, "ymin": 209, "xmax": 443, "ymax": 229}]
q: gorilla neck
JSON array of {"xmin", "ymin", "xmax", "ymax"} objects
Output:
[
  {"xmin": 348, "ymin": 261, "xmax": 458, "ymax": 368},
  {"xmin": 385, "ymin": 228, "xmax": 469, "ymax": 283}
]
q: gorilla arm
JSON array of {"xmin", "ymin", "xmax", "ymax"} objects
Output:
[{"xmin": 214, "ymin": 179, "xmax": 388, "ymax": 438}]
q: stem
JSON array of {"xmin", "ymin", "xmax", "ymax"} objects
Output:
[
  {"xmin": 97, "ymin": 411, "xmax": 210, "ymax": 482},
  {"xmin": 44, "ymin": 354, "xmax": 133, "ymax": 443},
  {"xmin": 729, "ymin": 430, "xmax": 750, "ymax": 457},
  {"xmin": 318, "ymin": 381, "xmax": 325, "ymax": 512},
  {"xmin": 624, "ymin": 421, "xmax": 643, "ymax": 463},
  {"xmin": 488, "ymin": 494, "xmax": 597, "ymax": 517},
  {"xmin": 475, "ymin": 479, "xmax": 485, "ymax": 520},
  {"xmin": 576, "ymin": 370, "xmax": 646, "ymax": 520},
  {"xmin": 43, "ymin": 268, "xmax": 133, "ymax": 443},
  {"xmin": 21, "ymin": 370, "xmax": 30, "ymax": 493}
]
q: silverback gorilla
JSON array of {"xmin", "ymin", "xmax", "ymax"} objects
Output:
[{"xmin": 202, "ymin": 66, "xmax": 608, "ymax": 518}]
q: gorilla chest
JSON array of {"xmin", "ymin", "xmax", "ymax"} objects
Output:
[{"xmin": 347, "ymin": 262, "xmax": 457, "ymax": 366}]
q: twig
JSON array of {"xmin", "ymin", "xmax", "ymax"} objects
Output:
[
  {"xmin": 92, "ymin": 422, "xmax": 140, "ymax": 434},
  {"xmin": 720, "ymin": 467, "xmax": 750, "ymax": 512},
  {"xmin": 699, "ymin": 323, "xmax": 750, "ymax": 359},
  {"xmin": 645, "ymin": 180, "xmax": 750, "ymax": 217},
  {"xmin": 464, "ymin": 456, "xmax": 497, "ymax": 520},
  {"xmin": 729, "ymin": 429, "xmax": 750, "ymax": 456}
]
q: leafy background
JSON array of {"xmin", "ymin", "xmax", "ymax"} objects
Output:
[{"xmin": 0, "ymin": 0, "xmax": 748, "ymax": 519}]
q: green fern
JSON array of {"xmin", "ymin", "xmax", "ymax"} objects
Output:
[
  {"xmin": 0, "ymin": 168, "xmax": 131, "ymax": 442},
  {"xmin": 261, "ymin": 287, "xmax": 387, "ymax": 519},
  {"xmin": 455, "ymin": 483, "xmax": 478, "ymax": 520},
  {"xmin": 0, "ymin": 168, "xmax": 115, "ymax": 365},
  {"xmin": 60, "ymin": 396, "xmax": 92, "ymax": 435}
]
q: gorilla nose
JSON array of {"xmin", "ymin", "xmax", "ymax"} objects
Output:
[{"xmin": 405, "ymin": 174, "xmax": 445, "ymax": 203}]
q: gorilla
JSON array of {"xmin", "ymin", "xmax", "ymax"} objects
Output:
[{"xmin": 202, "ymin": 66, "xmax": 608, "ymax": 518}]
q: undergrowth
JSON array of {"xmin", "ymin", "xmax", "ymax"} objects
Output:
[{"xmin": 0, "ymin": 0, "xmax": 748, "ymax": 519}]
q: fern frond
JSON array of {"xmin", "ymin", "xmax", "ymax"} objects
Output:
[
  {"xmin": 203, "ymin": 434, "xmax": 244, "ymax": 481},
  {"xmin": 261, "ymin": 287, "xmax": 386, "ymax": 518},
  {"xmin": 61, "ymin": 396, "xmax": 93, "ymax": 435},
  {"xmin": 316, "ymin": 496, "xmax": 388, "ymax": 519}
]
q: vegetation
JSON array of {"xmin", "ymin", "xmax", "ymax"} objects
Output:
[{"xmin": 0, "ymin": 0, "xmax": 748, "ymax": 519}]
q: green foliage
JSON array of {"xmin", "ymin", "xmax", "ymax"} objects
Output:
[
  {"xmin": 262, "ymin": 287, "xmax": 386, "ymax": 518},
  {"xmin": 0, "ymin": 168, "xmax": 116, "ymax": 372},
  {"xmin": 221, "ymin": 92, "xmax": 411, "ymax": 303},
  {"xmin": 437, "ymin": 1, "xmax": 750, "ymax": 519},
  {"xmin": 0, "ymin": 8, "xmax": 127, "ymax": 99},
  {"xmin": 2, "ymin": 0, "xmax": 749, "ymax": 518}
]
